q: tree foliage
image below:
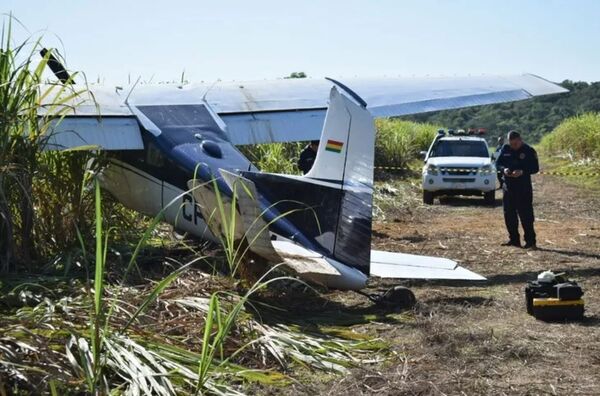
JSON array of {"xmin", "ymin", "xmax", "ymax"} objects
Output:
[
  {"xmin": 285, "ymin": 71, "xmax": 307, "ymax": 79},
  {"xmin": 406, "ymin": 80, "xmax": 600, "ymax": 143}
]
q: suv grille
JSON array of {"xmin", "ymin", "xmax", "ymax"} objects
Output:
[
  {"xmin": 443, "ymin": 178, "xmax": 476, "ymax": 183},
  {"xmin": 442, "ymin": 167, "xmax": 478, "ymax": 176}
]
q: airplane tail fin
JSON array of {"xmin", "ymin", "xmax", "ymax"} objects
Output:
[
  {"xmin": 239, "ymin": 87, "xmax": 375, "ymax": 276},
  {"xmin": 305, "ymin": 86, "xmax": 375, "ymax": 273},
  {"xmin": 305, "ymin": 86, "xmax": 375, "ymax": 185}
]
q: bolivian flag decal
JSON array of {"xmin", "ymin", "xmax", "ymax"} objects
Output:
[{"xmin": 325, "ymin": 139, "xmax": 344, "ymax": 153}]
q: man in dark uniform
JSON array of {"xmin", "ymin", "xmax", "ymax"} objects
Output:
[
  {"xmin": 495, "ymin": 131, "xmax": 539, "ymax": 249},
  {"xmin": 297, "ymin": 140, "xmax": 319, "ymax": 174}
]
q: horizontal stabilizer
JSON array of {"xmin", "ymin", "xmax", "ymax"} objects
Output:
[
  {"xmin": 370, "ymin": 250, "xmax": 486, "ymax": 281},
  {"xmin": 271, "ymin": 240, "xmax": 340, "ymax": 276}
]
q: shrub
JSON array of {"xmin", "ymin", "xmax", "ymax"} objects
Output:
[{"xmin": 539, "ymin": 113, "xmax": 600, "ymax": 159}]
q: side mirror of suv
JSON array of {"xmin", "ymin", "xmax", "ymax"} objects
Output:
[{"xmin": 419, "ymin": 151, "xmax": 428, "ymax": 161}]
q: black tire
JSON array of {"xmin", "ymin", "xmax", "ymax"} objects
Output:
[
  {"xmin": 423, "ymin": 191, "xmax": 434, "ymax": 205},
  {"xmin": 379, "ymin": 286, "xmax": 417, "ymax": 310},
  {"xmin": 484, "ymin": 190, "xmax": 495, "ymax": 206}
]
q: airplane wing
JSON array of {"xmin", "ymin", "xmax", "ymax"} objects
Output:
[
  {"xmin": 41, "ymin": 74, "xmax": 566, "ymax": 149},
  {"xmin": 370, "ymin": 250, "xmax": 485, "ymax": 281},
  {"xmin": 43, "ymin": 117, "xmax": 143, "ymax": 150},
  {"xmin": 136, "ymin": 74, "xmax": 567, "ymax": 145}
]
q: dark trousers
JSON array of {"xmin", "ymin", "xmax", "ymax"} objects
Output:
[{"xmin": 503, "ymin": 187, "xmax": 536, "ymax": 245}]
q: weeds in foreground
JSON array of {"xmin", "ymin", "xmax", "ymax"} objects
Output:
[{"xmin": 0, "ymin": 175, "xmax": 385, "ymax": 394}]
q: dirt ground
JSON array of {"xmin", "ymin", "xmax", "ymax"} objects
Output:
[{"xmin": 320, "ymin": 174, "xmax": 600, "ymax": 395}]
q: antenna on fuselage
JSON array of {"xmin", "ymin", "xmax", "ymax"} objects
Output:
[
  {"xmin": 40, "ymin": 48, "xmax": 72, "ymax": 84},
  {"xmin": 124, "ymin": 76, "xmax": 142, "ymax": 105}
]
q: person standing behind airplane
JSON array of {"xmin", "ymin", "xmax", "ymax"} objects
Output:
[
  {"xmin": 492, "ymin": 136, "xmax": 505, "ymax": 189},
  {"xmin": 297, "ymin": 140, "xmax": 319, "ymax": 174},
  {"xmin": 495, "ymin": 131, "xmax": 539, "ymax": 249}
]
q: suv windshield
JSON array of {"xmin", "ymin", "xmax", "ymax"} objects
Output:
[{"xmin": 430, "ymin": 140, "xmax": 489, "ymax": 158}]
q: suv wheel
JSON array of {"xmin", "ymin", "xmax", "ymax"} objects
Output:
[
  {"xmin": 423, "ymin": 191, "xmax": 434, "ymax": 205},
  {"xmin": 484, "ymin": 190, "xmax": 495, "ymax": 206}
]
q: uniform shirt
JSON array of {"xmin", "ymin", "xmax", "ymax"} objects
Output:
[
  {"xmin": 297, "ymin": 145, "xmax": 317, "ymax": 174},
  {"xmin": 495, "ymin": 143, "xmax": 539, "ymax": 191}
]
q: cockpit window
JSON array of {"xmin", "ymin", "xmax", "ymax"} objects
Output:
[{"xmin": 430, "ymin": 140, "xmax": 489, "ymax": 158}]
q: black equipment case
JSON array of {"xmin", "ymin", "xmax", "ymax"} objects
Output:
[{"xmin": 525, "ymin": 276, "xmax": 584, "ymax": 321}]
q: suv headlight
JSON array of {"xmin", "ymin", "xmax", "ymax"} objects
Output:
[
  {"xmin": 480, "ymin": 164, "xmax": 495, "ymax": 174},
  {"xmin": 425, "ymin": 164, "xmax": 439, "ymax": 176}
]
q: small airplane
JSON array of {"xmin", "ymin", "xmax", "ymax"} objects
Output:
[{"xmin": 40, "ymin": 51, "xmax": 567, "ymax": 302}]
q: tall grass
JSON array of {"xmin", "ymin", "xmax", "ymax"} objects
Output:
[
  {"xmin": 374, "ymin": 119, "xmax": 440, "ymax": 169},
  {"xmin": 539, "ymin": 112, "xmax": 600, "ymax": 160},
  {"xmin": 0, "ymin": 16, "xmax": 103, "ymax": 272},
  {"xmin": 239, "ymin": 142, "xmax": 303, "ymax": 174},
  {"xmin": 69, "ymin": 179, "xmax": 199, "ymax": 394},
  {"xmin": 239, "ymin": 120, "xmax": 440, "ymax": 175}
]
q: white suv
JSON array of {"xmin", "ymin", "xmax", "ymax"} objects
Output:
[{"xmin": 421, "ymin": 133, "xmax": 496, "ymax": 205}]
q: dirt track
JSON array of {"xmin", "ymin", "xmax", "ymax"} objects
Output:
[{"xmin": 331, "ymin": 174, "xmax": 600, "ymax": 395}]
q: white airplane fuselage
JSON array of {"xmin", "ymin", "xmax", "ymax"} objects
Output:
[{"xmin": 98, "ymin": 159, "xmax": 217, "ymax": 241}]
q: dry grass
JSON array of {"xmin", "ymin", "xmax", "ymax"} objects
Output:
[{"xmin": 336, "ymin": 170, "xmax": 600, "ymax": 395}]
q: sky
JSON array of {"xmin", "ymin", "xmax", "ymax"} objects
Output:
[{"xmin": 3, "ymin": 0, "xmax": 600, "ymax": 84}]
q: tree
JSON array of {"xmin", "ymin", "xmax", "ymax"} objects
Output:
[
  {"xmin": 406, "ymin": 80, "xmax": 600, "ymax": 144},
  {"xmin": 285, "ymin": 72, "xmax": 307, "ymax": 79}
]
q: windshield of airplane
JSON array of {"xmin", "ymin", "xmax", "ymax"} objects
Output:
[{"xmin": 430, "ymin": 140, "xmax": 489, "ymax": 158}]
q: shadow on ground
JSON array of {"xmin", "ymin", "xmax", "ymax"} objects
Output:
[
  {"xmin": 249, "ymin": 285, "xmax": 417, "ymax": 329},
  {"xmin": 423, "ymin": 296, "xmax": 494, "ymax": 307},
  {"xmin": 485, "ymin": 266, "xmax": 600, "ymax": 286},
  {"xmin": 438, "ymin": 196, "xmax": 502, "ymax": 208},
  {"xmin": 537, "ymin": 247, "xmax": 600, "ymax": 261}
]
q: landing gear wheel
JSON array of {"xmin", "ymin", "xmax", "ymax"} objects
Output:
[
  {"xmin": 423, "ymin": 191, "xmax": 434, "ymax": 205},
  {"xmin": 378, "ymin": 286, "xmax": 416, "ymax": 310},
  {"xmin": 483, "ymin": 190, "xmax": 495, "ymax": 206}
]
